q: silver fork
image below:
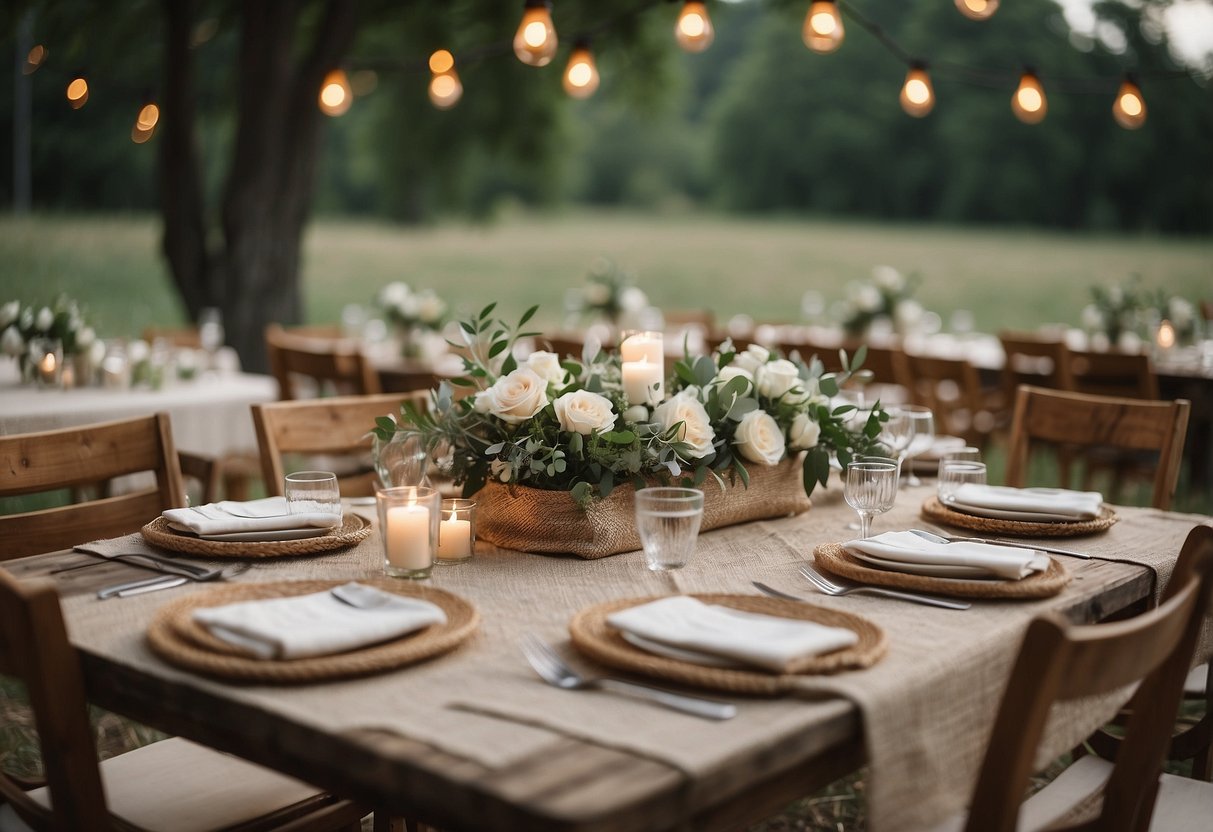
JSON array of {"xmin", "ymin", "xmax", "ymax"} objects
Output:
[
  {"xmin": 520, "ymin": 634, "xmax": 737, "ymax": 720},
  {"xmin": 798, "ymin": 564, "xmax": 970, "ymax": 610},
  {"xmin": 97, "ymin": 563, "xmax": 250, "ymax": 600}
]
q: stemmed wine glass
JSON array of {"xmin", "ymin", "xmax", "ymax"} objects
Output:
[
  {"xmin": 879, "ymin": 407, "xmax": 913, "ymax": 475},
  {"xmin": 900, "ymin": 405, "xmax": 936, "ymax": 487},
  {"xmin": 844, "ymin": 461, "xmax": 898, "ymax": 539},
  {"xmin": 198, "ymin": 307, "xmax": 225, "ymax": 373}
]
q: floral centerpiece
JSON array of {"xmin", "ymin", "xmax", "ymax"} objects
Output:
[
  {"xmin": 840, "ymin": 265, "xmax": 923, "ymax": 337},
  {"xmin": 376, "ymin": 282, "xmax": 447, "ymax": 358},
  {"xmin": 374, "ymin": 303, "xmax": 885, "ymax": 557},
  {"xmin": 572, "ymin": 258, "xmax": 649, "ymax": 328},
  {"xmin": 1, "ymin": 295, "xmax": 99, "ymax": 382},
  {"xmin": 1081, "ymin": 278, "xmax": 1150, "ymax": 348}
]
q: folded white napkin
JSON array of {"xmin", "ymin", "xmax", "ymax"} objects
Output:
[
  {"xmin": 163, "ymin": 497, "xmax": 340, "ymax": 537},
  {"xmin": 844, "ymin": 531, "xmax": 1048, "ymax": 580},
  {"xmin": 193, "ymin": 582, "xmax": 447, "ymax": 660},
  {"xmin": 949, "ymin": 484, "xmax": 1103, "ymax": 522},
  {"xmin": 607, "ymin": 596, "xmax": 858, "ymax": 673}
]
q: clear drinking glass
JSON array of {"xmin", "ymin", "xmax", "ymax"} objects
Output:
[
  {"xmin": 879, "ymin": 407, "xmax": 913, "ymax": 471},
  {"xmin": 844, "ymin": 461, "xmax": 898, "ymax": 539},
  {"xmin": 937, "ymin": 461, "xmax": 987, "ymax": 505},
  {"xmin": 198, "ymin": 307, "xmax": 225, "ymax": 372},
  {"xmin": 634, "ymin": 487, "xmax": 705, "ymax": 572},
  {"xmin": 900, "ymin": 405, "xmax": 936, "ymax": 488},
  {"xmin": 936, "ymin": 446, "xmax": 982, "ymax": 480},
  {"xmin": 284, "ymin": 471, "xmax": 342, "ymax": 520}
]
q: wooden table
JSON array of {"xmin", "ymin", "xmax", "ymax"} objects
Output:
[{"xmin": 6, "ymin": 489, "xmax": 1192, "ymax": 832}]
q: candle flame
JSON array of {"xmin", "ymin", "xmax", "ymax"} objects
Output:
[
  {"xmin": 448, "ymin": 509, "xmax": 457, "ymax": 522},
  {"xmin": 1157, "ymin": 320, "xmax": 1176, "ymax": 349}
]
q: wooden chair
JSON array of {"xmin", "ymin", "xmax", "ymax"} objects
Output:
[
  {"xmin": 663, "ymin": 309, "xmax": 715, "ymax": 331},
  {"xmin": 253, "ymin": 392, "xmax": 428, "ymax": 498},
  {"xmin": 0, "ymin": 568, "xmax": 368, "ymax": 831},
  {"xmin": 141, "ymin": 325, "xmax": 202, "ymax": 348},
  {"xmin": 0, "ymin": 415, "xmax": 186, "ymax": 560},
  {"xmin": 998, "ymin": 331, "xmax": 1074, "ymax": 403},
  {"xmin": 177, "ymin": 451, "xmax": 220, "ymax": 505},
  {"xmin": 1068, "ymin": 349, "xmax": 1159, "ymax": 400},
  {"xmin": 959, "ymin": 525, "xmax": 1213, "ymax": 832},
  {"xmin": 901, "ymin": 352, "xmax": 1002, "ymax": 447},
  {"xmin": 1005, "ymin": 385, "xmax": 1190, "ymax": 510},
  {"xmin": 265, "ymin": 324, "xmax": 381, "ymax": 401}
]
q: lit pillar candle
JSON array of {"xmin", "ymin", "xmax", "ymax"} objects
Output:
[
  {"xmin": 620, "ymin": 331, "xmax": 663, "ymax": 364},
  {"xmin": 38, "ymin": 352, "xmax": 57, "ymax": 385},
  {"xmin": 622, "ymin": 360, "xmax": 664, "ymax": 405},
  {"xmin": 438, "ymin": 510, "xmax": 472, "ymax": 560},
  {"xmin": 385, "ymin": 504, "xmax": 432, "ymax": 571}
]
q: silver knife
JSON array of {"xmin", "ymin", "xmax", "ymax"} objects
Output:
[
  {"xmin": 957, "ymin": 536, "xmax": 1090, "ymax": 559},
  {"xmin": 97, "ymin": 575, "xmax": 188, "ymax": 600}
]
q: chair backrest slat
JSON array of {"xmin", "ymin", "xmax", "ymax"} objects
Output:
[
  {"xmin": 264, "ymin": 324, "xmax": 381, "ymax": 401},
  {"xmin": 1068, "ymin": 349, "xmax": 1159, "ymax": 400},
  {"xmin": 902, "ymin": 353, "xmax": 990, "ymax": 444}
]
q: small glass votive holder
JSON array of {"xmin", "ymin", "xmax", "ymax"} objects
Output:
[
  {"xmin": 938, "ymin": 461, "xmax": 987, "ymax": 504},
  {"xmin": 936, "ymin": 446, "xmax": 982, "ymax": 480},
  {"xmin": 30, "ymin": 338, "xmax": 63, "ymax": 388},
  {"xmin": 437, "ymin": 498, "xmax": 476, "ymax": 564},
  {"xmin": 377, "ymin": 486, "xmax": 440, "ymax": 579},
  {"xmin": 284, "ymin": 471, "xmax": 342, "ymax": 521}
]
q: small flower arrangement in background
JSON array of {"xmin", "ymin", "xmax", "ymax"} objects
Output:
[
  {"xmin": 376, "ymin": 282, "xmax": 447, "ymax": 358},
  {"xmin": 572, "ymin": 257, "xmax": 649, "ymax": 327},
  {"xmin": 374, "ymin": 302, "xmax": 886, "ymax": 507},
  {"xmin": 840, "ymin": 265, "xmax": 922, "ymax": 337},
  {"xmin": 0, "ymin": 295, "xmax": 98, "ymax": 378},
  {"xmin": 1157, "ymin": 295, "xmax": 1198, "ymax": 345},
  {"xmin": 1081, "ymin": 277, "xmax": 1199, "ymax": 348}
]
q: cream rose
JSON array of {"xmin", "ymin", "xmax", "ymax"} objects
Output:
[
  {"xmin": 732, "ymin": 344, "xmax": 771, "ymax": 375},
  {"xmin": 474, "ymin": 368, "xmax": 549, "ymax": 425},
  {"xmin": 715, "ymin": 365, "xmax": 753, "ymax": 392},
  {"xmin": 554, "ymin": 390, "xmax": 616, "ymax": 435},
  {"xmin": 788, "ymin": 413, "xmax": 821, "ymax": 450},
  {"xmin": 0, "ymin": 301, "xmax": 18, "ymax": 328},
  {"xmin": 654, "ymin": 392, "xmax": 716, "ymax": 459},
  {"xmin": 526, "ymin": 350, "xmax": 570, "ymax": 387},
  {"xmin": 1, "ymin": 326, "xmax": 22, "ymax": 357},
  {"xmin": 623, "ymin": 405, "xmax": 649, "ymax": 424},
  {"xmin": 734, "ymin": 409, "xmax": 785, "ymax": 466},
  {"xmin": 35, "ymin": 306, "xmax": 53, "ymax": 331},
  {"xmin": 755, "ymin": 359, "xmax": 800, "ymax": 399}
]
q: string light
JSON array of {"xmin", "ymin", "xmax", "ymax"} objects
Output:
[
  {"xmin": 66, "ymin": 75, "xmax": 88, "ymax": 109},
  {"xmin": 137, "ymin": 102, "xmax": 160, "ymax": 131},
  {"xmin": 1011, "ymin": 69, "xmax": 1047, "ymax": 124},
  {"xmin": 954, "ymin": 0, "xmax": 999, "ymax": 22},
  {"xmin": 675, "ymin": 1, "xmax": 714, "ymax": 53},
  {"xmin": 514, "ymin": 0, "xmax": 558, "ymax": 67},
  {"xmin": 899, "ymin": 63, "xmax": 935, "ymax": 117},
  {"xmin": 318, "ymin": 68, "xmax": 352, "ymax": 116},
  {"xmin": 428, "ymin": 49, "xmax": 463, "ymax": 109},
  {"xmin": 1112, "ymin": 74, "xmax": 1147, "ymax": 129},
  {"xmin": 563, "ymin": 41, "xmax": 600, "ymax": 98},
  {"xmin": 803, "ymin": 0, "xmax": 845, "ymax": 54},
  {"xmin": 23, "ymin": 44, "xmax": 47, "ymax": 75}
]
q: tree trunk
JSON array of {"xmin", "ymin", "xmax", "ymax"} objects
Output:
[{"xmin": 159, "ymin": 0, "xmax": 357, "ymax": 373}]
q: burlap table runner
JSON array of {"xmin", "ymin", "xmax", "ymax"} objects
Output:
[{"xmin": 57, "ymin": 490, "xmax": 1211, "ymax": 831}]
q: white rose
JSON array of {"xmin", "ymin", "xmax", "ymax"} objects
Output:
[
  {"xmin": 785, "ymin": 376, "xmax": 820, "ymax": 405},
  {"xmin": 872, "ymin": 265, "xmax": 904, "ymax": 291},
  {"xmin": 894, "ymin": 299, "xmax": 923, "ymax": 331},
  {"xmin": 654, "ymin": 392, "xmax": 716, "ymax": 459},
  {"xmin": 788, "ymin": 412, "xmax": 821, "ymax": 450},
  {"xmin": 417, "ymin": 292, "xmax": 445, "ymax": 323},
  {"xmin": 399, "ymin": 294, "xmax": 421, "ymax": 318},
  {"xmin": 526, "ymin": 350, "xmax": 570, "ymax": 387},
  {"xmin": 128, "ymin": 339, "xmax": 151, "ymax": 364},
  {"xmin": 474, "ymin": 368, "xmax": 549, "ymax": 425},
  {"xmin": 1169, "ymin": 297, "xmax": 1193, "ymax": 327},
  {"xmin": 715, "ymin": 365, "xmax": 753, "ymax": 392},
  {"xmin": 1, "ymin": 326, "xmax": 23, "ymax": 356},
  {"xmin": 76, "ymin": 326, "xmax": 96, "ymax": 348},
  {"xmin": 856, "ymin": 285, "xmax": 881, "ymax": 313},
  {"xmin": 620, "ymin": 286, "xmax": 648, "ymax": 312},
  {"xmin": 380, "ymin": 282, "xmax": 409, "ymax": 307},
  {"xmin": 755, "ymin": 359, "xmax": 801, "ymax": 399},
  {"xmin": 1080, "ymin": 304, "xmax": 1103, "ymax": 331},
  {"xmin": 35, "ymin": 306, "xmax": 53, "ymax": 331},
  {"xmin": 734, "ymin": 409, "xmax": 785, "ymax": 466},
  {"xmin": 554, "ymin": 390, "xmax": 616, "ymax": 435},
  {"xmin": 0, "ymin": 301, "xmax": 18, "ymax": 328},
  {"xmin": 89, "ymin": 339, "xmax": 107, "ymax": 364},
  {"xmin": 584, "ymin": 282, "xmax": 610, "ymax": 305},
  {"xmin": 623, "ymin": 405, "xmax": 649, "ymax": 423},
  {"xmin": 732, "ymin": 344, "xmax": 771, "ymax": 374}
]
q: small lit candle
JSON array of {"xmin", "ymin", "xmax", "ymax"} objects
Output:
[
  {"xmin": 38, "ymin": 351, "xmax": 57, "ymax": 383},
  {"xmin": 385, "ymin": 503, "xmax": 432, "ymax": 571},
  {"xmin": 620, "ymin": 331, "xmax": 663, "ymax": 364},
  {"xmin": 622, "ymin": 359, "xmax": 664, "ymax": 405},
  {"xmin": 1156, "ymin": 319, "xmax": 1176, "ymax": 351},
  {"xmin": 438, "ymin": 509, "xmax": 472, "ymax": 561}
]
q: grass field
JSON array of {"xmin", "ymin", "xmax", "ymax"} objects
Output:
[{"xmin": 2, "ymin": 211, "xmax": 1210, "ymax": 339}]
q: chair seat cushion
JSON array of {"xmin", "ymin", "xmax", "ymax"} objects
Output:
[{"xmin": 0, "ymin": 737, "xmax": 330, "ymax": 832}]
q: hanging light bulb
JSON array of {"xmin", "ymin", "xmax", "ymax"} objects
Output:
[
  {"xmin": 514, "ymin": 0, "xmax": 557, "ymax": 67},
  {"xmin": 803, "ymin": 0, "xmax": 845, "ymax": 54},
  {"xmin": 131, "ymin": 122, "xmax": 154, "ymax": 144},
  {"xmin": 137, "ymin": 102, "xmax": 160, "ymax": 131},
  {"xmin": 563, "ymin": 41, "xmax": 600, "ymax": 98},
  {"xmin": 23, "ymin": 44, "xmax": 47, "ymax": 75},
  {"xmin": 675, "ymin": 1, "xmax": 715, "ymax": 53},
  {"xmin": 318, "ymin": 68, "xmax": 352, "ymax": 116},
  {"xmin": 955, "ymin": 0, "xmax": 999, "ymax": 21},
  {"xmin": 1112, "ymin": 74, "xmax": 1147, "ymax": 130},
  {"xmin": 1011, "ymin": 69, "xmax": 1047, "ymax": 124},
  {"xmin": 428, "ymin": 49, "xmax": 463, "ymax": 110},
  {"xmin": 899, "ymin": 63, "xmax": 935, "ymax": 118},
  {"xmin": 66, "ymin": 74, "xmax": 89, "ymax": 109}
]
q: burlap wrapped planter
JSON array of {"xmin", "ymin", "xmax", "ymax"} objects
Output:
[{"xmin": 474, "ymin": 458, "xmax": 812, "ymax": 558}]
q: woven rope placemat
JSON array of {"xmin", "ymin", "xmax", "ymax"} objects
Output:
[
  {"xmin": 920, "ymin": 496, "xmax": 1119, "ymax": 538},
  {"xmin": 146, "ymin": 579, "xmax": 478, "ymax": 683},
  {"xmin": 141, "ymin": 514, "xmax": 371, "ymax": 558},
  {"xmin": 568, "ymin": 593, "xmax": 886, "ymax": 695},
  {"xmin": 813, "ymin": 542, "xmax": 1070, "ymax": 600}
]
